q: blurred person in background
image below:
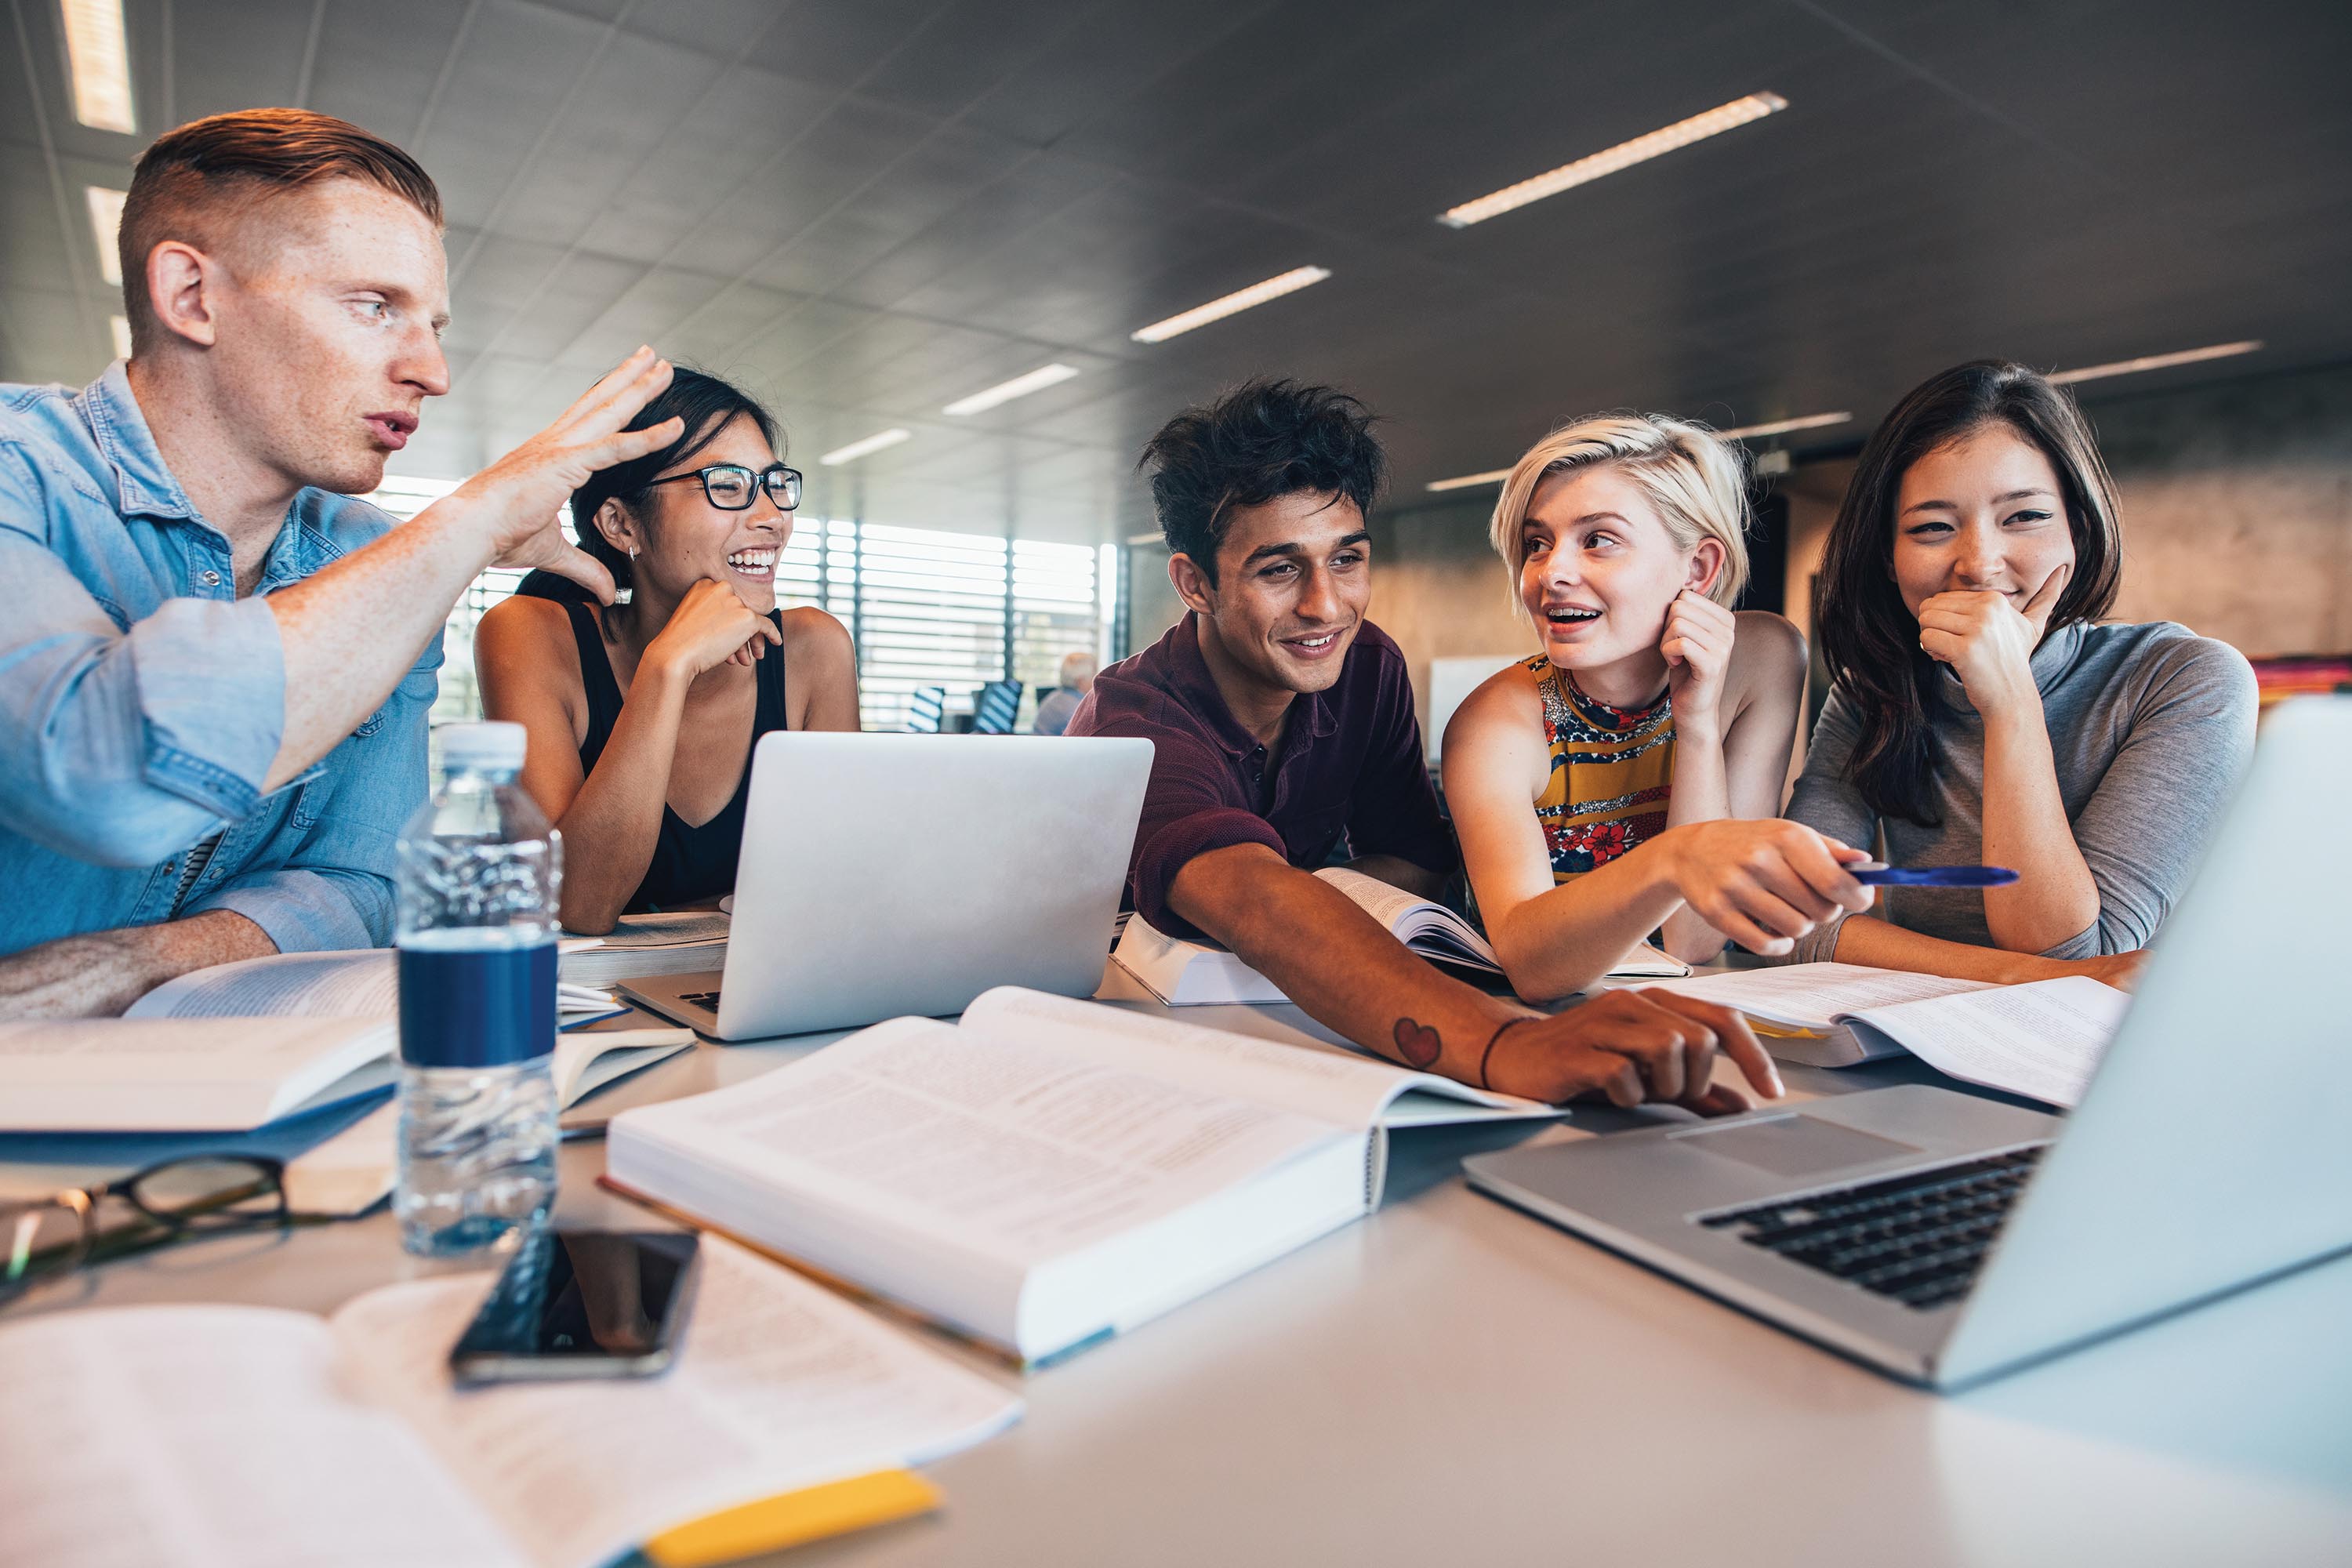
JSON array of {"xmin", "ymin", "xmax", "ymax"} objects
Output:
[{"xmin": 1034, "ymin": 652, "xmax": 1098, "ymax": 735}]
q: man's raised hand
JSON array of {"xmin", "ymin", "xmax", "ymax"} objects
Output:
[{"xmin": 422, "ymin": 347, "xmax": 682, "ymax": 604}]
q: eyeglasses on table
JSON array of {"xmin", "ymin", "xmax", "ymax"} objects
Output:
[{"xmin": 2, "ymin": 1154, "xmax": 347, "ymax": 1306}]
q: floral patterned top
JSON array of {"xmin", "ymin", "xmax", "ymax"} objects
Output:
[{"xmin": 1526, "ymin": 652, "xmax": 1675, "ymax": 880}]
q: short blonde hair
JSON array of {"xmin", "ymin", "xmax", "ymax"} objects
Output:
[{"xmin": 1487, "ymin": 413, "xmax": 1751, "ymax": 624}]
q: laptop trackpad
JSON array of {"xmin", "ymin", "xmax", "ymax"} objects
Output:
[{"xmin": 1671, "ymin": 1114, "xmax": 1921, "ymax": 1178}]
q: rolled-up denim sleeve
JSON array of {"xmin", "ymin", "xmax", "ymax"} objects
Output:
[
  {"xmin": 0, "ymin": 456, "xmax": 286, "ymax": 866},
  {"xmin": 187, "ymin": 637, "xmax": 439, "ymax": 950}
]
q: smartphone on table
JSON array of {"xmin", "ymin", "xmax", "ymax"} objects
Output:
[{"xmin": 448, "ymin": 1228, "xmax": 701, "ymax": 1385}]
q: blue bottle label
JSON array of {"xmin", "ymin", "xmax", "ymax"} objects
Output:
[{"xmin": 397, "ymin": 942, "xmax": 557, "ymax": 1069}]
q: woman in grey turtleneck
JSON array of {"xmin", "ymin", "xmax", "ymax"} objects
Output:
[{"xmin": 1784, "ymin": 360, "xmax": 2256, "ymax": 983}]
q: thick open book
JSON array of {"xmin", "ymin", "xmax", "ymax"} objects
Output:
[
  {"xmin": 1113, "ymin": 864, "xmax": 1686, "ymax": 1005},
  {"xmin": 607, "ymin": 987, "xmax": 1559, "ymax": 1367},
  {"xmin": 561, "ymin": 911, "xmax": 731, "ymax": 986},
  {"xmin": 133, "ymin": 946, "xmax": 621, "ymax": 1018},
  {"xmin": 1639, "ymin": 963, "xmax": 2129, "ymax": 1106},
  {"xmin": 0, "ymin": 1236, "xmax": 1018, "ymax": 1568}
]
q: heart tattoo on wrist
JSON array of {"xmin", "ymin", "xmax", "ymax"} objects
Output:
[{"xmin": 1392, "ymin": 1017, "xmax": 1443, "ymax": 1069}]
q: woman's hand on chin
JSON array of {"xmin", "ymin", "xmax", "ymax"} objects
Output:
[
  {"xmin": 1660, "ymin": 589, "xmax": 1737, "ymax": 733},
  {"xmin": 647, "ymin": 577, "xmax": 782, "ymax": 680},
  {"xmin": 1915, "ymin": 563, "xmax": 2070, "ymax": 717}
]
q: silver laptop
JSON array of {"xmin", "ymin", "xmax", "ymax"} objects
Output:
[
  {"xmin": 619, "ymin": 731, "xmax": 1152, "ymax": 1040},
  {"xmin": 1465, "ymin": 695, "xmax": 2352, "ymax": 1390}
]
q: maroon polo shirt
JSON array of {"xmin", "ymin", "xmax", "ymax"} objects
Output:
[{"xmin": 1068, "ymin": 614, "xmax": 1457, "ymax": 938}]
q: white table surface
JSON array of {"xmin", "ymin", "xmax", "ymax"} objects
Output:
[{"xmin": 6, "ymin": 964, "xmax": 2349, "ymax": 1566}]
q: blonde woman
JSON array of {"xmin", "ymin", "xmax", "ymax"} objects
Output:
[{"xmin": 1443, "ymin": 415, "xmax": 1872, "ymax": 1001}]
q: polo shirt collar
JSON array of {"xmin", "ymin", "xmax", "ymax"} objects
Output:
[
  {"xmin": 1168, "ymin": 613, "xmax": 1339, "ymax": 757},
  {"xmin": 78, "ymin": 361, "xmax": 201, "ymax": 523}
]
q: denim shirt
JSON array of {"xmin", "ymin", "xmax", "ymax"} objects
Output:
[{"xmin": 0, "ymin": 362, "xmax": 441, "ymax": 957}]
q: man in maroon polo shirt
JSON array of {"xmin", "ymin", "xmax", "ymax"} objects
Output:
[{"xmin": 1073, "ymin": 379, "xmax": 1780, "ymax": 1112}]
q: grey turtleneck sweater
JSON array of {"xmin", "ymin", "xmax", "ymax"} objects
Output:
[{"xmin": 1784, "ymin": 619, "xmax": 2256, "ymax": 961}]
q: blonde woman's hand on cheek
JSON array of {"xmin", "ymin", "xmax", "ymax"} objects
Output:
[
  {"xmin": 1915, "ymin": 562, "xmax": 2069, "ymax": 717},
  {"xmin": 1657, "ymin": 818, "xmax": 1875, "ymax": 956},
  {"xmin": 647, "ymin": 579, "xmax": 781, "ymax": 681},
  {"xmin": 1660, "ymin": 588, "xmax": 1738, "ymax": 734}
]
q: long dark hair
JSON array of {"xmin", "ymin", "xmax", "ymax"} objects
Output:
[
  {"xmin": 565, "ymin": 367, "xmax": 782, "ymax": 597},
  {"xmin": 1817, "ymin": 360, "xmax": 2124, "ymax": 826}
]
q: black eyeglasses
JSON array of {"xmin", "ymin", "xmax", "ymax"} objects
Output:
[
  {"xmin": 646, "ymin": 463, "xmax": 802, "ymax": 512},
  {"xmin": 2, "ymin": 1155, "xmax": 343, "ymax": 1305}
]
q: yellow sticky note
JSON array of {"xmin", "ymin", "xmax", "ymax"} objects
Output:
[{"xmin": 643, "ymin": 1470, "xmax": 940, "ymax": 1567}]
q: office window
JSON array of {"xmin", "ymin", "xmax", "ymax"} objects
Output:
[
  {"xmin": 849, "ymin": 522, "xmax": 1011, "ymax": 733},
  {"xmin": 364, "ymin": 481, "xmax": 1109, "ymax": 733},
  {"xmin": 1011, "ymin": 539, "xmax": 1102, "ymax": 706}
]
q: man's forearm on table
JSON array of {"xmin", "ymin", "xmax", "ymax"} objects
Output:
[
  {"xmin": 1169, "ymin": 845, "xmax": 1517, "ymax": 1083},
  {"xmin": 0, "ymin": 910, "xmax": 276, "ymax": 1020}
]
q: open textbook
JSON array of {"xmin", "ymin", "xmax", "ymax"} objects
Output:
[
  {"xmin": 607, "ymin": 987, "xmax": 1561, "ymax": 1367},
  {"xmin": 561, "ymin": 911, "xmax": 731, "ymax": 987},
  {"xmin": 131, "ymin": 946, "xmax": 620, "ymax": 1018},
  {"xmin": 1113, "ymin": 864, "xmax": 1687, "ymax": 1005},
  {"xmin": 20, "ymin": 947, "xmax": 702, "ymax": 1136},
  {"xmin": 0, "ymin": 1236, "xmax": 1020, "ymax": 1568},
  {"xmin": 1638, "ymin": 963, "xmax": 2129, "ymax": 1107}
]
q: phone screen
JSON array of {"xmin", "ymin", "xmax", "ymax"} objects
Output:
[{"xmin": 450, "ymin": 1229, "xmax": 699, "ymax": 1378}]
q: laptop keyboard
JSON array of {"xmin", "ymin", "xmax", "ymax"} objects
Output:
[
  {"xmin": 1697, "ymin": 1144, "xmax": 2049, "ymax": 1311},
  {"xmin": 678, "ymin": 990, "xmax": 721, "ymax": 1010}
]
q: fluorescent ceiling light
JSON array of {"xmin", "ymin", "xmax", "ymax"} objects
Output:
[
  {"xmin": 1425, "ymin": 467, "xmax": 1514, "ymax": 494},
  {"xmin": 942, "ymin": 363, "xmax": 1080, "ymax": 417},
  {"xmin": 1130, "ymin": 267, "xmax": 1333, "ymax": 344},
  {"xmin": 818, "ymin": 427, "xmax": 913, "ymax": 466},
  {"xmin": 108, "ymin": 314, "xmax": 131, "ymax": 360},
  {"xmin": 1438, "ymin": 92, "xmax": 1787, "ymax": 228},
  {"xmin": 1718, "ymin": 411, "xmax": 1851, "ymax": 441},
  {"xmin": 85, "ymin": 186, "xmax": 126, "ymax": 285},
  {"xmin": 60, "ymin": 0, "xmax": 136, "ymax": 134},
  {"xmin": 2049, "ymin": 340, "xmax": 2263, "ymax": 385}
]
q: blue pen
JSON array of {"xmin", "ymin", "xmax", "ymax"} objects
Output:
[
  {"xmin": 560, "ymin": 1007, "xmax": 633, "ymax": 1032},
  {"xmin": 1849, "ymin": 861, "xmax": 2020, "ymax": 887}
]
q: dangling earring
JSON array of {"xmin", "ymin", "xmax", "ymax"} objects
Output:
[{"xmin": 627, "ymin": 544, "xmax": 639, "ymax": 560}]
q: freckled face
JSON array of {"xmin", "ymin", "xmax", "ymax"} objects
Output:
[
  {"xmin": 1891, "ymin": 425, "xmax": 2075, "ymax": 621},
  {"xmin": 201, "ymin": 180, "xmax": 451, "ymax": 495}
]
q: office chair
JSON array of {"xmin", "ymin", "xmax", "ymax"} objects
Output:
[
  {"xmin": 971, "ymin": 680, "xmax": 1023, "ymax": 735},
  {"xmin": 905, "ymin": 686, "xmax": 946, "ymax": 734}
]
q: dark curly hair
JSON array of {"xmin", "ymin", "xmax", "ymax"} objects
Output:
[
  {"xmin": 1139, "ymin": 378, "xmax": 1387, "ymax": 585},
  {"xmin": 567, "ymin": 367, "xmax": 782, "ymax": 596},
  {"xmin": 1816, "ymin": 359, "xmax": 2124, "ymax": 826}
]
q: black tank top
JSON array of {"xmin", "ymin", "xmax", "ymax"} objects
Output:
[{"xmin": 561, "ymin": 598, "xmax": 789, "ymax": 914}]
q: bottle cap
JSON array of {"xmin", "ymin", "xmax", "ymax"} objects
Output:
[{"xmin": 436, "ymin": 720, "xmax": 528, "ymax": 772}]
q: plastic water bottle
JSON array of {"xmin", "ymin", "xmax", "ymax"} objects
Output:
[{"xmin": 394, "ymin": 721, "xmax": 562, "ymax": 1256}]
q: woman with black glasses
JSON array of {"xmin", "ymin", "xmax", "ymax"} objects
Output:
[{"xmin": 475, "ymin": 368, "xmax": 858, "ymax": 933}]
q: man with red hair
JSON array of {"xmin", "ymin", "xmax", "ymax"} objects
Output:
[{"xmin": 0, "ymin": 107, "xmax": 678, "ymax": 1016}]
